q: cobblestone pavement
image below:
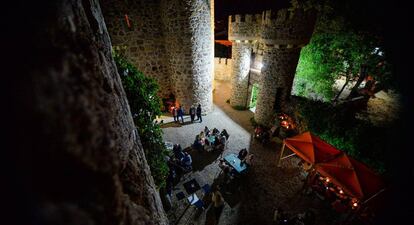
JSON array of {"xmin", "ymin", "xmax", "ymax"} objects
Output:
[{"xmin": 161, "ymin": 81, "xmax": 337, "ymax": 225}]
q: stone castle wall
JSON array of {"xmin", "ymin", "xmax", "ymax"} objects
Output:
[
  {"xmin": 15, "ymin": 0, "xmax": 167, "ymax": 224},
  {"xmin": 228, "ymin": 14, "xmax": 262, "ymax": 41},
  {"xmin": 102, "ymin": 0, "xmax": 213, "ymax": 113},
  {"xmin": 230, "ymin": 42, "xmax": 252, "ymax": 107},
  {"xmin": 226, "ymin": 7, "xmax": 316, "ymax": 125},
  {"xmin": 255, "ymin": 47, "xmax": 301, "ymax": 125},
  {"xmin": 161, "ymin": 0, "xmax": 213, "ymax": 112},
  {"xmin": 254, "ymin": 8, "xmax": 316, "ymax": 125},
  {"xmin": 214, "ymin": 57, "xmax": 232, "ymax": 81},
  {"xmin": 101, "ymin": 0, "xmax": 173, "ymax": 97},
  {"xmin": 261, "ymin": 9, "xmax": 316, "ymax": 46}
]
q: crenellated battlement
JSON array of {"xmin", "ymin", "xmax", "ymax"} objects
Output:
[
  {"xmin": 228, "ymin": 7, "xmax": 316, "ymax": 47},
  {"xmin": 228, "ymin": 13, "xmax": 262, "ymax": 41},
  {"xmin": 260, "ymin": 8, "xmax": 316, "ymax": 46}
]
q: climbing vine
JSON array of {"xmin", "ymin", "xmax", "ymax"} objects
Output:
[{"xmin": 113, "ymin": 52, "xmax": 168, "ymax": 188}]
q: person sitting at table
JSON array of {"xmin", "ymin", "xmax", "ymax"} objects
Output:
[
  {"xmin": 180, "ymin": 152, "xmax": 192, "ymax": 172},
  {"xmin": 212, "ymin": 127, "xmax": 220, "ymax": 135},
  {"xmin": 193, "ymin": 135, "xmax": 203, "ymax": 151},
  {"xmin": 237, "ymin": 148, "xmax": 248, "ymax": 160},
  {"xmin": 173, "ymin": 144, "xmax": 184, "ymax": 161},
  {"xmin": 220, "ymin": 129, "xmax": 229, "ymax": 140},
  {"xmin": 213, "ymin": 135, "xmax": 221, "ymax": 149},
  {"xmin": 199, "ymin": 131, "xmax": 206, "ymax": 145},
  {"xmin": 220, "ymin": 135, "xmax": 227, "ymax": 147},
  {"xmin": 242, "ymin": 153, "xmax": 254, "ymax": 166},
  {"xmin": 219, "ymin": 159, "xmax": 235, "ymax": 183},
  {"xmin": 199, "ymin": 131, "xmax": 205, "ymax": 139},
  {"xmin": 204, "ymin": 126, "xmax": 211, "ymax": 136}
]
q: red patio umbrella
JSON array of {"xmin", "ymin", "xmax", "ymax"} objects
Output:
[
  {"xmin": 316, "ymin": 153, "xmax": 385, "ymax": 200},
  {"xmin": 282, "ymin": 131, "xmax": 342, "ymax": 165}
]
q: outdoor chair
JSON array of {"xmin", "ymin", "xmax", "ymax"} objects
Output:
[
  {"xmin": 202, "ymin": 184, "xmax": 212, "ymax": 195},
  {"xmin": 193, "ymin": 199, "xmax": 205, "ymax": 210}
]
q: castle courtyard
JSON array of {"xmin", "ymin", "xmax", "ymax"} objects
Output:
[{"xmin": 161, "ymin": 81, "xmax": 336, "ymax": 225}]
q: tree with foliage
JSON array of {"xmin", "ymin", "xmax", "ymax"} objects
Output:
[
  {"xmin": 113, "ymin": 52, "xmax": 168, "ymax": 188},
  {"xmin": 292, "ymin": 0, "xmax": 394, "ymax": 102}
]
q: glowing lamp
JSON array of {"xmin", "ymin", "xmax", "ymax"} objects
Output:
[
  {"xmin": 124, "ymin": 14, "xmax": 131, "ymax": 28},
  {"xmin": 339, "ymin": 190, "xmax": 343, "ymax": 194},
  {"xmin": 326, "ymin": 178, "xmax": 330, "ymax": 182},
  {"xmin": 353, "ymin": 202, "xmax": 358, "ymax": 207}
]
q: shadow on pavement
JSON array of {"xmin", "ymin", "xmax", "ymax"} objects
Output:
[{"xmin": 187, "ymin": 147, "xmax": 223, "ymax": 172}]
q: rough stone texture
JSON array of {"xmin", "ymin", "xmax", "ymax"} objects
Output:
[
  {"xmin": 261, "ymin": 9, "xmax": 316, "ymax": 46},
  {"xmin": 101, "ymin": 0, "xmax": 173, "ymax": 97},
  {"xmin": 230, "ymin": 42, "xmax": 252, "ymax": 107},
  {"xmin": 102, "ymin": 0, "xmax": 214, "ymax": 113},
  {"xmin": 255, "ymin": 47, "xmax": 301, "ymax": 125},
  {"xmin": 161, "ymin": 0, "xmax": 214, "ymax": 113},
  {"xmin": 228, "ymin": 14, "xmax": 262, "ymax": 41},
  {"xmin": 214, "ymin": 57, "xmax": 232, "ymax": 81},
  {"xmin": 8, "ymin": 0, "xmax": 167, "ymax": 224},
  {"xmin": 227, "ymin": 7, "xmax": 315, "ymax": 125}
]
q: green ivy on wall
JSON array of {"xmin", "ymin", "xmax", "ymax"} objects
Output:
[{"xmin": 113, "ymin": 51, "xmax": 168, "ymax": 188}]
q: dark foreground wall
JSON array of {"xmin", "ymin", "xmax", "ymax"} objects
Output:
[{"xmin": 3, "ymin": 1, "xmax": 167, "ymax": 224}]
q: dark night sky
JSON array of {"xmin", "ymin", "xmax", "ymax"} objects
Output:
[
  {"xmin": 214, "ymin": 0, "xmax": 291, "ymax": 39},
  {"xmin": 215, "ymin": 0, "xmax": 291, "ymax": 20}
]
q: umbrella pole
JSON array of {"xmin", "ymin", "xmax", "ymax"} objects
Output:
[
  {"xmin": 277, "ymin": 142, "xmax": 286, "ymax": 167},
  {"xmin": 362, "ymin": 188, "xmax": 386, "ymax": 205}
]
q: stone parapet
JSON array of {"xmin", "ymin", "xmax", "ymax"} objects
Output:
[
  {"xmin": 228, "ymin": 13, "xmax": 262, "ymax": 41},
  {"xmin": 260, "ymin": 8, "xmax": 316, "ymax": 46}
]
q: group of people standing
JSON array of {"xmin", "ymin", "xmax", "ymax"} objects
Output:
[{"xmin": 172, "ymin": 104, "xmax": 203, "ymax": 123}]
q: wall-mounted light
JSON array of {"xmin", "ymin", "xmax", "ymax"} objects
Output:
[
  {"xmin": 124, "ymin": 14, "xmax": 132, "ymax": 29},
  {"xmin": 235, "ymin": 40, "xmax": 241, "ymax": 43},
  {"xmin": 258, "ymin": 63, "xmax": 263, "ymax": 70}
]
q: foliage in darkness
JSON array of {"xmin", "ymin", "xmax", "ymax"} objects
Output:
[
  {"xmin": 294, "ymin": 97, "xmax": 389, "ymax": 174},
  {"xmin": 292, "ymin": 0, "xmax": 394, "ymax": 102},
  {"xmin": 114, "ymin": 52, "xmax": 168, "ymax": 188}
]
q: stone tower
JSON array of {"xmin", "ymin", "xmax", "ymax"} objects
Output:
[
  {"xmin": 161, "ymin": 0, "xmax": 214, "ymax": 112},
  {"xmin": 102, "ymin": 0, "xmax": 214, "ymax": 113},
  {"xmin": 228, "ymin": 14, "xmax": 262, "ymax": 107},
  {"xmin": 254, "ymin": 8, "xmax": 316, "ymax": 125}
]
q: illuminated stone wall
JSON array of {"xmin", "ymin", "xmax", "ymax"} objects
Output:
[
  {"xmin": 101, "ymin": 0, "xmax": 173, "ymax": 97},
  {"xmin": 214, "ymin": 57, "xmax": 232, "ymax": 81},
  {"xmin": 254, "ymin": 46, "xmax": 301, "ymax": 125},
  {"xmin": 227, "ymin": 14, "xmax": 261, "ymax": 108},
  {"xmin": 161, "ymin": 0, "xmax": 213, "ymax": 113},
  {"xmin": 229, "ymin": 42, "xmax": 252, "ymax": 107},
  {"xmin": 102, "ymin": 0, "xmax": 214, "ymax": 113},
  {"xmin": 254, "ymin": 8, "xmax": 316, "ymax": 125},
  {"xmin": 227, "ymin": 7, "xmax": 316, "ymax": 125}
]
